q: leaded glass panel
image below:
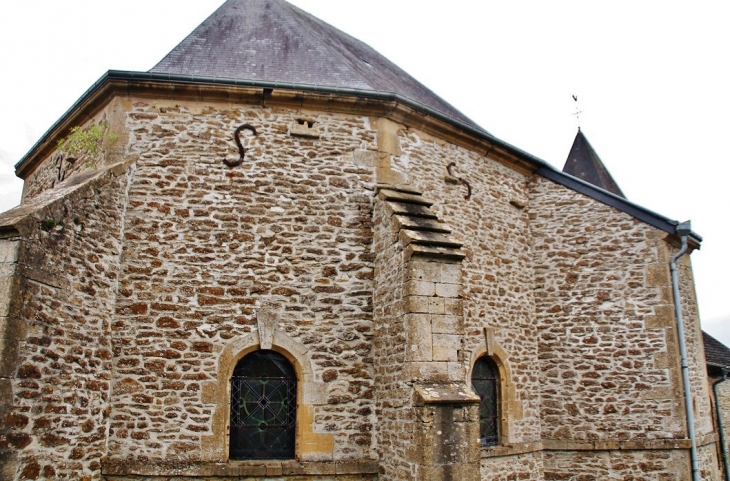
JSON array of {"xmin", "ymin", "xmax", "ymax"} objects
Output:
[
  {"xmin": 471, "ymin": 356, "xmax": 499, "ymax": 446},
  {"xmin": 229, "ymin": 350, "xmax": 296, "ymax": 459}
]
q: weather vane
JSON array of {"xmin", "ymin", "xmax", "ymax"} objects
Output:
[{"xmin": 572, "ymin": 95, "xmax": 582, "ymax": 130}]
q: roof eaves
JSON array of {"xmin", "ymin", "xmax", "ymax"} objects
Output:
[
  {"xmin": 537, "ymin": 166, "xmax": 703, "ymax": 246},
  {"xmin": 14, "ymin": 70, "xmax": 701, "ymax": 246},
  {"xmin": 16, "ymin": 69, "xmax": 500, "ymax": 171}
]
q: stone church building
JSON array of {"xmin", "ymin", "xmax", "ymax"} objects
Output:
[{"xmin": 0, "ymin": 0, "xmax": 724, "ymax": 479}]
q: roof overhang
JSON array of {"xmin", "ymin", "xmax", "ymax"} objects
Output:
[
  {"xmin": 15, "ymin": 70, "xmax": 541, "ymax": 178},
  {"xmin": 14, "ymin": 70, "xmax": 702, "ymax": 246}
]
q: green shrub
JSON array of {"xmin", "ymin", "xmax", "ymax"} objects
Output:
[{"xmin": 57, "ymin": 121, "xmax": 119, "ymax": 166}]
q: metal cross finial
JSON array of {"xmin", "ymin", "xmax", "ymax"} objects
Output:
[{"xmin": 572, "ymin": 95, "xmax": 583, "ymax": 129}]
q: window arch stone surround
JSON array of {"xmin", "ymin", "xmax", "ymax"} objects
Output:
[
  {"xmin": 201, "ymin": 330, "xmax": 333, "ymax": 462},
  {"xmin": 468, "ymin": 328, "xmax": 519, "ymax": 445}
]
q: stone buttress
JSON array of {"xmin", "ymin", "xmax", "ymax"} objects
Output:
[{"xmin": 372, "ymin": 184, "xmax": 480, "ymax": 480}]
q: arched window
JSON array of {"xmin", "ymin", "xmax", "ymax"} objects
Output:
[
  {"xmin": 471, "ymin": 356, "xmax": 499, "ymax": 446},
  {"xmin": 229, "ymin": 350, "xmax": 297, "ymax": 460}
]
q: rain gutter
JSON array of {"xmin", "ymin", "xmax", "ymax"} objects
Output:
[
  {"xmin": 714, "ymin": 368, "xmax": 730, "ymax": 480},
  {"xmin": 669, "ymin": 220, "xmax": 699, "ymax": 481}
]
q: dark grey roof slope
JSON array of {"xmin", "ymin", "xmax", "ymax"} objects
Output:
[
  {"xmin": 562, "ymin": 129, "xmax": 625, "ymax": 198},
  {"xmin": 704, "ymin": 331, "xmax": 730, "ymax": 370},
  {"xmin": 151, "ymin": 0, "xmax": 481, "ymax": 130}
]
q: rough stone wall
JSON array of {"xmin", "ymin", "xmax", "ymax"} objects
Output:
[
  {"xmin": 0, "ymin": 163, "xmax": 133, "ymax": 480},
  {"xmin": 529, "ymin": 175, "xmax": 712, "ymax": 441},
  {"xmin": 5, "ymin": 89, "xmax": 717, "ymax": 481},
  {"xmin": 395, "ymin": 129, "xmax": 542, "ymax": 449},
  {"xmin": 392, "ymin": 125, "xmax": 715, "ymax": 478},
  {"xmin": 529, "ymin": 175, "xmax": 716, "ymax": 478},
  {"xmin": 372, "ymin": 198, "xmax": 414, "ymax": 479},
  {"xmin": 715, "ymin": 379, "xmax": 730, "ymax": 480},
  {"xmin": 699, "ymin": 442, "xmax": 723, "ymax": 480},
  {"xmin": 540, "ymin": 444, "xmax": 720, "ymax": 480},
  {"xmin": 479, "ymin": 450, "xmax": 544, "ymax": 481},
  {"xmin": 542, "ymin": 449, "xmax": 692, "ymax": 480},
  {"xmin": 675, "ymin": 254, "xmax": 714, "ymax": 438},
  {"xmin": 108, "ymin": 100, "xmax": 376, "ymax": 467}
]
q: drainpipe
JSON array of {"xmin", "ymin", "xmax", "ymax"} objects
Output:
[
  {"xmin": 713, "ymin": 367, "xmax": 730, "ymax": 481},
  {"xmin": 669, "ymin": 220, "xmax": 700, "ymax": 481}
]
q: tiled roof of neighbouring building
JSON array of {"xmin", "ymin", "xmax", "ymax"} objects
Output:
[
  {"xmin": 704, "ymin": 331, "xmax": 730, "ymax": 370},
  {"xmin": 150, "ymin": 0, "xmax": 482, "ymax": 131}
]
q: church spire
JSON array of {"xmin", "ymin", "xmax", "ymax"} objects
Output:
[{"xmin": 562, "ymin": 129, "xmax": 625, "ymax": 198}]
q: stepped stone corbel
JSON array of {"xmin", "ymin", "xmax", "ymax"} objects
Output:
[{"xmin": 374, "ymin": 184, "xmax": 465, "ymax": 262}]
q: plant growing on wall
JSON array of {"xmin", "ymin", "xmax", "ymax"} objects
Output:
[{"xmin": 57, "ymin": 121, "xmax": 119, "ymax": 167}]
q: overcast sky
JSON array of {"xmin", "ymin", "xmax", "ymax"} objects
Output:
[{"xmin": 1, "ymin": 1, "xmax": 728, "ymax": 344}]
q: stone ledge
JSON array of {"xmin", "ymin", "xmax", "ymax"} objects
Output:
[
  {"xmin": 480, "ymin": 441, "xmax": 543, "ymax": 459},
  {"xmin": 541, "ymin": 436, "xmax": 711, "ymax": 451},
  {"xmin": 399, "ymin": 229, "xmax": 462, "ymax": 249},
  {"xmin": 394, "ymin": 214, "xmax": 451, "ymax": 233},
  {"xmin": 480, "ymin": 434, "xmax": 718, "ymax": 459},
  {"xmin": 481, "ymin": 434, "xmax": 717, "ymax": 458},
  {"xmin": 376, "ymin": 187, "xmax": 434, "ymax": 206},
  {"xmin": 413, "ymin": 382, "xmax": 479, "ymax": 406},
  {"xmin": 405, "ymin": 244, "xmax": 465, "ymax": 262},
  {"xmin": 102, "ymin": 458, "xmax": 378, "ymax": 477},
  {"xmin": 385, "ymin": 201, "xmax": 437, "ymax": 219}
]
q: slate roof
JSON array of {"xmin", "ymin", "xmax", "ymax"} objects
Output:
[
  {"xmin": 704, "ymin": 331, "xmax": 730, "ymax": 370},
  {"xmin": 562, "ymin": 129, "xmax": 625, "ymax": 198},
  {"xmin": 150, "ymin": 0, "xmax": 481, "ymax": 130}
]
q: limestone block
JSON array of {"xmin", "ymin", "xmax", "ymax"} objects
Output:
[
  {"xmin": 373, "ymin": 117, "xmax": 402, "ymax": 156},
  {"xmin": 405, "ymin": 314, "xmax": 433, "ymax": 361},
  {"xmin": 301, "ymin": 381, "xmax": 328, "ymax": 405},
  {"xmin": 0, "ymin": 276, "xmax": 15, "ymax": 316},
  {"xmin": 404, "ymin": 295, "xmax": 430, "ymax": 314},
  {"xmin": 404, "ymin": 279, "xmax": 435, "ymax": 297},
  {"xmin": 429, "ymin": 298, "xmax": 445, "ymax": 314},
  {"xmin": 444, "ymin": 298, "xmax": 463, "ymax": 315},
  {"xmin": 646, "ymin": 305, "xmax": 674, "ymax": 328},
  {"xmin": 289, "ymin": 120, "xmax": 321, "ymax": 138},
  {"xmin": 297, "ymin": 405, "xmax": 334, "ymax": 461},
  {"xmin": 432, "ymin": 334, "xmax": 460, "ymax": 362},
  {"xmin": 0, "ymin": 239, "xmax": 19, "ymax": 263},
  {"xmin": 434, "ymin": 282, "xmax": 459, "ymax": 298},
  {"xmin": 352, "ymin": 148, "xmax": 377, "ymax": 168},
  {"xmin": 407, "ymin": 362, "xmax": 464, "ymax": 383},
  {"xmin": 407, "ymin": 259, "xmax": 443, "ymax": 283},
  {"xmin": 647, "ymin": 262, "xmax": 670, "ymax": 287},
  {"xmin": 256, "ymin": 305, "xmax": 280, "ymax": 350},
  {"xmin": 431, "ymin": 314, "xmax": 460, "ymax": 334},
  {"xmin": 413, "ymin": 383, "xmax": 480, "ymax": 406},
  {"xmin": 439, "ymin": 262, "xmax": 461, "ymax": 285}
]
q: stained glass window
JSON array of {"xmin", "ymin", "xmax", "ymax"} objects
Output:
[
  {"xmin": 229, "ymin": 350, "xmax": 297, "ymax": 460},
  {"xmin": 471, "ymin": 356, "xmax": 499, "ymax": 446}
]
